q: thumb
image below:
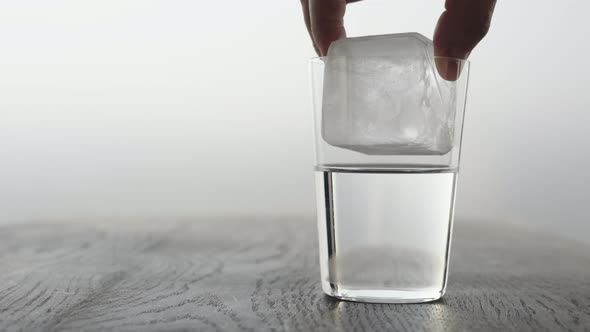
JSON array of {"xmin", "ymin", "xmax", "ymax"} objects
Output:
[{"xmin": 434, "ymin": 0, "xmax": 496, "ymax": 79}]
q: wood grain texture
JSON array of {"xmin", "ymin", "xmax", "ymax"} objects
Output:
[{"xmin": 0, "ymin": 217, "xmax": 588, "ymax": 332}]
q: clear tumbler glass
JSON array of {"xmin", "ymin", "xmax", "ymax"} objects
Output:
[{"xmin": 310, "ymin": 56, "xmax": 470, "ymax": 303}]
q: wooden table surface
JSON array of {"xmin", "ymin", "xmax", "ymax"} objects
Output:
[{"xmin": 0, "ymin": 217, "xmax": 588, "ymax": 332}]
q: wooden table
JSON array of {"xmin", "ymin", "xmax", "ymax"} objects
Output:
[{"xmin": 0, "ymin": 217, "xmax": 588, "ymax": 331}]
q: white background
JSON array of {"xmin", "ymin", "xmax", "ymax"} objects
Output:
[{"xmin": 0, "ymin": 1, "xmax": 588, "ymax": 242}]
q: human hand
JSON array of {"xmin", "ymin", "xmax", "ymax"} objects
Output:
[{"xmin": 300, "ymin": 0, "xmax": 496, "ymax": 79}]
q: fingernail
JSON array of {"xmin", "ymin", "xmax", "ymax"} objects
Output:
[{"xmin": 435, "ymin": 57, "xmax": 460, "ymax": 81}]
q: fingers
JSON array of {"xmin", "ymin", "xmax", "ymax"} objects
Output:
[
  {"xmin": 434, "ymin": 0, "xmax": 496, "ymax": 79},
  {"xmin": 301, "ymin": 0, "xmax": 362, "ymax": 56},
  {"xmin": 302, "ymin": 0, "xmax": 493, "ymax": 80},
  {"xmin": 300, "ymin": 0, "xmax": 321, "ymax": 56},
  {"xmin": 309, "ymin": 0, "xmax": 348, "ymax": 56}
]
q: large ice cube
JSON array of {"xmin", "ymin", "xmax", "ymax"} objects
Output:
[{"xmin": 322, "ymin": 33, "xmax": 456, "ymax": 155}]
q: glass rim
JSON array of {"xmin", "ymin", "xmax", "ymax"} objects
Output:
[{"xmin": 310, "ymin": 55, "xmax": 470, "ymax": 64}]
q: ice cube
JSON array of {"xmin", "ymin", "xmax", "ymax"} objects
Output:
[{"xmin": 322, "ymin": 33, "xmax": 456, "ymax": 155}]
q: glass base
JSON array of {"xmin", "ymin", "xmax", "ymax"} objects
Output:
[{"xmin": 322, "ymin": 282, "xmax": 444, "ymax": 304}]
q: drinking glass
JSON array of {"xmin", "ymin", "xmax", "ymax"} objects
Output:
[{"xmin": 310, "ymin": 56, "xmax": 470, "ymax": 303}]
